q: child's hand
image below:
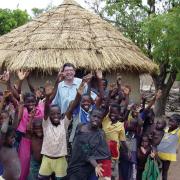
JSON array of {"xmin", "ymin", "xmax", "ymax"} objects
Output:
[
  {"xmin": 123, "ymin": 86, "xmax": 130, "ymax": 96},
  {"xmin": 28, "ymin": 108, "xmax": 36, "ymax": 120},
  {"xmin": 95, "ymin": 164, "xmax": 104, "ymax": 177},
  {"xmin": 57, "ymin": 68, "xmax": 65, "ymax": 82},
  {"xmin": 0, "ymin": 71, "xmax": 10, "ymax": 83},
  {"xmin": 17, "ymin": 69, "xmax": 29, "ymax": 80},
  {"xmin": 19, "ymin": 94, "xmax": 24, "ymax": 104},
  {"xmin": 117, "ymin": 75, "xmax": 122, "ymax": 85},
  {"xmin": 141, "ymin": 147, "xmax": 147, "ymax": 155},
  {"xmin": 82, "ymin": 73, "xmax": 92, "ymax": 84},
  {"xmin": 77, "ymin": 82, "xmax": 86, "ymax": 95},
  {"xmin": 150, "ymin": 151, "xmax": 156, "ymax": 158},
  {"xmin": 95, "ymin": 69, "xmax": 103, "ymax": 79},
  {"xmin": 109, "ymin": 83, "xmax": 116, "ymax": 91},
  {"xmin": 3, "ymin": 90, "xmax": 11, "ymax": 98}
]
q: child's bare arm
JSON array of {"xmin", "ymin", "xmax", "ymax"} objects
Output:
[
  {"xmin": 17, "ymin": 94, "xmax": 24, "ymax": 123},
  {"xmin": 16, "ymin": 70, "xmax": 30, "ymax": 94},
  {"xmin": 89, "ymin": 159, "xmax": 104, "ymax": 177},
  {"xmin": 45, "ymin": 69, "xmax": 64, "ymax": 104},
  {"xmin": 66, "ymin": 74, "xmax": 91, "ymax": 120},
  {"xmin": 0, "ymin": 91, "xmax": 8, "ymax": 113},
  {"xmin": 95, "ymin": 70, "xmax": 104, "ymax": 107},
  {"xmin": 0, "ymin": 116, "xmax": 9, "ymax": 146},
  {"xmin": 146, "ymin": 90, "xmax": 162, "ymax": 109}
]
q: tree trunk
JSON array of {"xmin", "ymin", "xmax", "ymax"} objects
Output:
[
  {"xmin": 154, "ymin": 89, "xmax": 168, "ymax": 117},
  {"xmin": 152, "ymin": 70, "xmax": 177, "ymax": 117}
]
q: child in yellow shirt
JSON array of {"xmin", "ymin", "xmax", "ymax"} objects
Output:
[{"xmin": 102, "ymin": 103, "xmax": 128, "ymax": 180}]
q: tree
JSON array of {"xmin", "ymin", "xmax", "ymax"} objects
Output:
[
  {"xmin": 95, "ymin": 0, "xmax": 180, "ymax": 116},
  {"xmin": 144, "ymin": 7, "xmax": 180, "ymax": 116},
  {"xmin": 0, "ymin": 8, "xmax": 29, "ymax": 35},
  {"xmin": 31, "ymin": 2, "xmax": 55, "ymax": 18}
]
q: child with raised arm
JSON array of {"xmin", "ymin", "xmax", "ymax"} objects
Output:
[
  {"xmin": 38, "ymin": 72, "xmax": 82, "ymax": 179},
  {"xmin": 69, "ymin": 71, "xmax": 103, "ymax": 143},
  {"xmin": 157, "ymin": 114, "xmax": 180, "ymax": 180},
  {"xmin": 16, "ymin": 92, "xmax": 44, "ymax": 180},
  {"xmin": 67, "ymin": 108, "xmax": 111, "ymax": 180},
  {"xmin": 102, "ymin": 103, "xmax": 128, "ymax": 180}
]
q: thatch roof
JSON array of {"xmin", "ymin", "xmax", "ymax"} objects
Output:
[{"xmin": 0, "ymin": 0, "xmax": 158, "ymax": 73}]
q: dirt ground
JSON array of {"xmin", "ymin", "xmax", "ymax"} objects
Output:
[{"xmin": 168, "ymin": 145, "xmax": 180, "ymax": 180}]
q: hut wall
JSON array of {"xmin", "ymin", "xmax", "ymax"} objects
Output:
[
  {"xmin": 105, "ymin": 72, "xmax": 140, "ymax": 103},
  {"xmin": 0, "ymin": 72, "xmax": 140, "ymax": 103}
]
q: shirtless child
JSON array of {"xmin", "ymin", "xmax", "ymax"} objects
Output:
[
  {"xmin": 28, "ymin": 119, "xmax": 43, "ymax": 180},
  {"xmin": 0, "ymin": 111, "xmax": 20, "ymax": 180}
]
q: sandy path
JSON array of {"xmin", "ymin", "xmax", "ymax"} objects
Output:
[{"xmin": 168, "ymin": 145, "xmax": 180, "ymax": 180}]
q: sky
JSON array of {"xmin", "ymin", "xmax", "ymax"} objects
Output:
[{"xmin": 0, "ymin": 0, "xmax": 90, "ymax": 15}]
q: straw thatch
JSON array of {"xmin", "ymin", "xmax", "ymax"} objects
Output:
[{"xmin": 0, "ymin": 0, "xmax": 158, "ymax": 73}]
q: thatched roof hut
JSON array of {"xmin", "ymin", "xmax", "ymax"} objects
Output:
[
  {"xmin": 0, "ymin": 0, "xmax": 157, "ymax": 74},
  {"xmin": 0, "ymin": 0, "xmax": 158, "ymax": 102}
]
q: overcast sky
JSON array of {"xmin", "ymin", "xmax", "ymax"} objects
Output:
[{"xmin": 0, "ymin": 0, "xmax": 90, "ymax": 15}]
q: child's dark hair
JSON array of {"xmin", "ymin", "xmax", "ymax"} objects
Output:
[
  {"xmin": 170, "ymin": 114, "xmax": 180, "ymax": 125},
  {"xmin": 23, "ymin": 92, "xmax": 36, "ymax": 102},
  {"xmin": 90, "ymin": 107, "xmax": 103, "ymax": 116},
  {"xmin": 110, "ymin": 103, "xmax": 121, "ymax": 113},
  {"xmin": 62, "ymin": 63, "xmax": 75, "ymax": 71},
  {"xmin": 81, "ymin": 93, "xmax": 93, "ymax": 101},
  {"xmin": 50, "ymin": 104, "xmax": 60, "ymax": 109},
  {"xmin": 38, "ymin": 87, "xmax": 45, "ymax": 93}
]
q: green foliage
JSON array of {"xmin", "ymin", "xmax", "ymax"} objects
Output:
[
  {"xmin": 143, "ymin": 7, "xmax": 180, "ymax": 71},
  {"xmin": 31, "ymin": 3, "xmax": 55, "ymax": 18},
  {"xmin": 31, "ymin": 8, "xmax": 44, "ymax": 17},
  {"xmin": 0, "ymin": 8, "xmax": 29, "ymax": 35},
  {"xmin": 104, "ymin": 0, "xmax": 180, "ymax": 72}
]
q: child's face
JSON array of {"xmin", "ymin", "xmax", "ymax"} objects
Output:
[
  {"xmin": 33, "ymin": 124, "xmax": 43, "ymax": 138},
  {"xmin": 0, "ymin": 112, "xmax": 9, "ymax": 126},
  {"xmin": 156, "ymin": 120, "xmax": 166, "ymax": 130},
  {"xmin": 81, "ymin": 95, "xmax": 92, "ymax": 112},
  {"xmin": 109, "ymin": 107, "xmax": 121, "ymax": 123},
  {"xmin": 90, "ymin": 110, "xmax": 103, "ymax": 129},
  {"xmin": 25, "ymin": 96, "xmax": 36, "ymax": 111},
  {"xmin": 152, "ymin": 130, "xmax": 163, "ymax": 146},
  {"xmin": 49, "ymin": 106, "xmax": 62, "ymax": 126},
  {"xmin": 100, "ymin": 96, "xmax": 109, "ymax": 110},
  {"xmin": 168, "ymin": 118, "xmax": 178, "ymax": 131},
  {"xmin": 7, "ymin": 133, "xmax": 16, "ymax": 147},
  {"xmin": 35, "ymin": 88, "xmax": 45, "ymax": 99},
  {"xmin": 141, "ymin": 136, "xmax": 150, "ymax": 148}
]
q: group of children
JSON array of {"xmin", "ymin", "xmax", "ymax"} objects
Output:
[{"xmin": 0, "ymin": 66, "xmax": 179, "ymax": 180}]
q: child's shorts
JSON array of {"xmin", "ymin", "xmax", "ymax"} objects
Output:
[
  {"xmin": 39, "ymin": 155, "xmax": 67, "ymax": 177},
  {"xmin": 97, "ymin": 159, "xmax": 111, "ymax": 177}
]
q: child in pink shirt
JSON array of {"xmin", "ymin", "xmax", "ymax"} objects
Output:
[{"xmin": 16, "ymin": 93, "xmax": 44, "ymax": 180}]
